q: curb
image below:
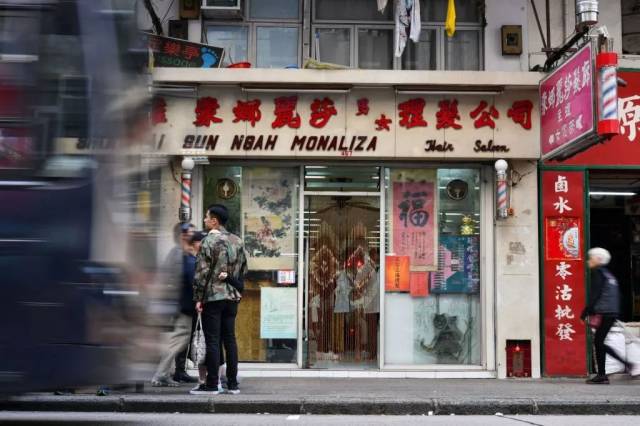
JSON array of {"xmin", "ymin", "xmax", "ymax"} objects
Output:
[{"xmin": 3, "ymin": 396, "xmax": 640, "ymax": 415}]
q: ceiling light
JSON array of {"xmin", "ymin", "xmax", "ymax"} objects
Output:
[{"xmin": 589, "ymin": 191, "xmax": 636, "ymax": 196}]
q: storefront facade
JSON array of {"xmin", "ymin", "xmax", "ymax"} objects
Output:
[
  {"xmin": 143, "ymin": 69, "xmax": 542, "ymax": 378},
  {"xmin": 541, "ymin": 69, "xmax": 640, "ymax": 376}
]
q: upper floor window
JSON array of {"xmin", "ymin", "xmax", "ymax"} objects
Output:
[
  {"xmin": 312, "ymin": 0, "xmax": 484, "ymax": 70},
  {"xmin": 622, "ymin": 0, "xmax": 640, "ymax": 55},
  {"xmin": 203, "ymin": 0, "xmax": 484, "ymax": 70},
  {"xmin": 205, "ymin": 0, "xmax": 302, "ymax": 68}
]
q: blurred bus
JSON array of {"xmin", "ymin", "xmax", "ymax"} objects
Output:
[{"xmin": 0, "ymin": 0, "xmax": 153, "ymax": 395}]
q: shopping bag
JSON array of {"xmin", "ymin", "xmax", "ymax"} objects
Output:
[{"xmin": 189, "ymin": 313, "xmax": 207, "ymax": 366}]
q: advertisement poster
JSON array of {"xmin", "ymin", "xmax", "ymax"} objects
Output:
[
  {"xmin": 545, "ymin": 217, "xmax": 582, "ymax": 260},
  {"xmin": 385, "ymin": 255, "xmax": 410, "ymax": 292},
  {"xmin": 260, "ymin": 287, "xmax": 297, "ymax": 339},
  {"xmin": 542, "ymin": 171, "xmax": 586, "ymax": 376},
  {"xmin": 392, "ymin": 179, "xmax": 437, "ymax": 270},
  {"xmin": 430, "ymin": 236, "xmax": 480, "ymax": 294},
  {"xmin": 540, "ymin": 42, "xmax": 595, "ymax": 159},
  {"xmin": 243, "ymin": 168, "xmax": 296, "ymax": 270},
  {"xmin": 410, "ymin": 272, "xmax": 429, "ymax": 297}
]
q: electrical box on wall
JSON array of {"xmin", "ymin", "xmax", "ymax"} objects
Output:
[
  {"xmin": 501, "ymin": 25, "xmax": 523, "ymax": 56},
  {"xmin": 506, "ymin": 340, "xmax": 531, "ymax": 377},
  {"xmin": 180, "ymin": 0, "xmax": 201, "ymax": 19},
  {"xmin": 201, "ymin": 0, "xmax": 243, "ymax": 19}
]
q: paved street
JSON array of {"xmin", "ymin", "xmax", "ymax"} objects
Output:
[{"xmin": 1, "ymin": 412, "xmax": 640, "ymax": 425}]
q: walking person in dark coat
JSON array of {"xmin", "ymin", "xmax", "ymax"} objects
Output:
[{"xmin": 581, "ymin": 247, "xmax": 634, "ymax": 384}]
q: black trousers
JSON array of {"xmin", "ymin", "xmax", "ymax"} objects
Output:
[
  {"xmin": 202, "ymin": 300, "xmax": 239, "ymax": 388},
  {"xmin": 594, "ymin": 315, "xmax": 626, "ymax": 376}
]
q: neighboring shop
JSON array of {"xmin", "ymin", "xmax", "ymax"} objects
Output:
[
  {"xmin": 141, "ymin": 70, "xmax": 541, "ymax": 378},
  {"xmin": 542, "ymin": 69, "xmax": 640, "ymax": 376}
]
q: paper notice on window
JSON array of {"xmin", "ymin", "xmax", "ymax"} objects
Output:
[{"xmin": 260, "ymin": 287, "xmax": 297, "ymax": 339}]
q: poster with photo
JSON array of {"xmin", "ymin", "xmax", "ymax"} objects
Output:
[
  {"xmin": 243, "ymin": 168, "xmax": 296, "ymax": 270},
  {"xmin": 430, "ymin": 236, "xmax": 480, "ymax": 294},
  {"xmin": 545, "ymin": 217, "xmax": 581, "ymax": 261},
  {"xmin": 391, "ymin": 170, "xmax": 438, "ymax": 271}
]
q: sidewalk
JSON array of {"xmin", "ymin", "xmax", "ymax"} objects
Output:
[{"xmin": 2, "ymin": 377, "xmax": 640, "ymax": 415}]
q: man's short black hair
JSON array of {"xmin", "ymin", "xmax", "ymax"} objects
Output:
[
  {"xmin": 207, "ymin": 204, "xmax": 229, "ymax": 226},
  {"xmin": 173, "ymin": 222, "xmax": 194, "ymax": 243}
]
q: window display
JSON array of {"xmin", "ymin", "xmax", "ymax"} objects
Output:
[
  {"xmin": 384, "ymin": 168, "xmax": 481, "ymax": 365},
  {"xmin": 203, "ymin": 165, "xmax": 299, "ymax": 363}
]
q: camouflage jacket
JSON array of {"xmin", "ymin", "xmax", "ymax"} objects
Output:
[{"xmin": 193, "ymin": 226, "xmax": 248, "ymax": 303}]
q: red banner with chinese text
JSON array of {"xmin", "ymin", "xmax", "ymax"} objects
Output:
[{"xmin": 542, "ymin": 170, "xmax": 587, "ymax": 376}]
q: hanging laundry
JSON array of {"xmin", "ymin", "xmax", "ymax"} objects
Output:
[
  {"xmin": 377, "ymin": 0, "xmax": 389, "ymax": 13},
  {"xmin": 394, "ymin": 0, "xmax": 409, "ymax": 57},
  {"xmin": 445, "ymin": 0, "xmax": 457, "ymax": 38},
  {"xmin": 409, "ymin": 0, "xmax": 421, "ymax": 42}
]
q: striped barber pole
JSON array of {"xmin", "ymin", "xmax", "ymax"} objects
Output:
[
  {"xmin": 179, "ymin": 171, "xmax": 192, "ymax": 222},
  {"xmin": 497, "ymin": 178, "xmax": 508, "ymax": 219},
  {"xmin": 596, "ymin": 52, "xmax": 620, "ymax": 136}
]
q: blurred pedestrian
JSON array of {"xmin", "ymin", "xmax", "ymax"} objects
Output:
[
  {"xmin": 151, "ymin": 224, "xmax": 200, "ymax": 387},
  {"xmin": 581, "ymin": 247, "xmax": 634, "ymax": 384},
  {"xmin": 190, "ymin": 204, "xmax": 247, "ymax": 395}
]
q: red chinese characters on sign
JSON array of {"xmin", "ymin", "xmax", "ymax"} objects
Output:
[
  {"xmin": 232, "ymin": 99, "xmax": 262, "ymax": 127},
  {"xmin": 309, "ymin": 97, "xmax": 337, "ymax": 128},
  {"xmin": 542, "ymin": 170, "xmax": 586, "ymax": 377},
  {"xmin": 356, "ymin": 98, "xmax": 370, "ymax": 116},
  {"xmin": 183, "ymin": 45, "xmax": 200, "ymax": 60},
  {"xmin": 375, "ymin": 114, "xmax": 392, "ymax": 131},
  {"xmin": 398, "ymin": 98, "xmax": 428, "ymax": 128},
  {"xmin": 163, "ymin": 41, "xmax": 181, "ymax": 56},
  {"xmin": 193, "ymin": 97, "xmax": 223, "ymax": 127},
  {"xmin": 436, "ymin": 99, "xmax": 462, "ymax": 129},
  {"xmin": 272, "ymin": 96, "xmax": 301, "ymax": 129},
  {"xmin": 151, "ymin": 97, "xmax": 167, "ymax": 125},
  {"xmin": 508, "ymin": 100, "xmax": 533, "ymax": 130},
  {"xmin": 470, "ymin": 100, "xmax": 499, "ymax": 129}
]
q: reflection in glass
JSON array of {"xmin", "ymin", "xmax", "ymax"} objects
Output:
[
  {"xmin": 206, "ymin": 26, "xmax": 248, "ymax": 65},
  {"xmin": 250, "ymin": 0, "xmax": 299, "ymax": 20},
  {"xmin": 402, "ymin": 29, "xmax": 437, "ymax": 70},
  {"xmin": 257, "ymin": 27, "xmax": 299, "ymax": 68},
  {"xmin": 445, "ymin": 30, "xmax": 480, "ymax": 70},
  {"xmin": 357, "ymin": 28, "xmax": 393, "ymax": 70},
  {"xmin": 315, "ymin": 28, "xmax": 350, "ymax": 66}
]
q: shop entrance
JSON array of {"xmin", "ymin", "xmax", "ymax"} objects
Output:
[
  {"xmin": 589, "ymin": 170, "xmax": 640, "ymax": 321},
  {"xmin": 303, "ymin": 166, "xmax": 381, "ymax": 369}
]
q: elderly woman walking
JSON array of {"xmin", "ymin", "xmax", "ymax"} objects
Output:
[{"xmin": 580, "ymin": 247, "xmax": 633, "ymax": 384}]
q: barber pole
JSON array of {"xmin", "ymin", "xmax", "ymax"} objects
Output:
[
  {"xmin": 494, "ymin": 159, "xmax": 509, "ymax": 219},
  {"xmin": 596, "ymin": 51, "xmax": 619, "ymax": 136},
  {"xmin": 179, "ymin": 157, "xmax": 195, "ymax": 222}
]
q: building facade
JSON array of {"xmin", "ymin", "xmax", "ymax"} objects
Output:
[{"xmin": 129, "ymin": 0, "xmax": 549, "ymax": 379}]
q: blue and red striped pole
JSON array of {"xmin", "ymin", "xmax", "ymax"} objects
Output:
[{"xmin": 596, "ymin": 51, "xmax": 619, "ymax": 136}]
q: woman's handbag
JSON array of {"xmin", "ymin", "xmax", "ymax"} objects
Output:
[
  {"xmin": 189, "ymin": 312, "xmax": 207, "ymax": 366},
  {"xmin": 588, "ymin": 314, "xmax": 602, "ymax": 328}
]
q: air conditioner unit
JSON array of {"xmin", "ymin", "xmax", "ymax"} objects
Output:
[{"xmin": 201, "ymin": 0, "xmax": 242, "ymax": 19}]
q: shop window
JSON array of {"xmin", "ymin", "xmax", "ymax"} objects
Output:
[
  {"xmin": 384, "ymin": 168, "xmax": 482, "ymax": 366},
  {"xmin": 402, "ymin": 29, "xmax": 437, "ymax": 70},
  {"xmin": 203, "ymin": 165, "xmax": 300, "ymax": 363},
  {"xmin": 622, "ymin": 0, "xmax": 640, "ymax": 55}
]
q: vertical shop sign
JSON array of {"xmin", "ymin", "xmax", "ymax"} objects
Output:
[
  {"xmin": 540, "ymin": 43, "xmax": 595, "ymax": 160},
  {"xmin": 542, "ymin": 170, "xmax": 586, "ymax": 376}
]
